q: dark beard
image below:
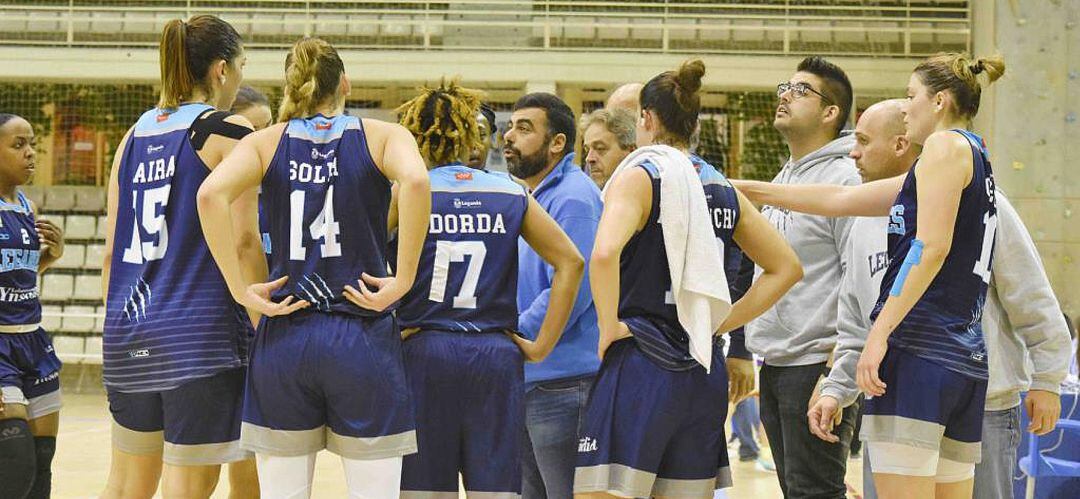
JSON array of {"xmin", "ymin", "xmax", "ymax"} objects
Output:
[{"xmin": 506, "ymin": 140, "xmax": 551, "ymax": 179}]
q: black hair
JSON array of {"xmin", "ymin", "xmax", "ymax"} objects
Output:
[
  {"xmin": 479, "ymin": 103, "xmax": 497, "ymax": 137},
  {"xmin": 0, "ymin": 113, "xmax": 21, "ymax": 129},
  {"xmin": 232, "ymin": 85, "xmax": 270, "ymax": 113},
  {"xmin": 511, "ymin": 93, "xmax": 575, "ymax": 157},
  {"xmin": 796, "ymin": 56, "xmax": 853, "ymax": 136}
]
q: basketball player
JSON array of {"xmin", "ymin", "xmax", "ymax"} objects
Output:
[
  {"xmin": 735, "ymin": 53, "xmax": 1006, "ymax": 499},
  {"xmin": 231, "ymin": 86, "xmax": 272, "ymax": 131},
  {"xmin": 574, "ymin": 60, "xmax": 802, "ymax": 498},
  {"xmin": 393, "ymin": 79, "xmax": 584, "ymax": 498},
  {"xmin": 196, "ymin": 37, "xmax": 430, "ymax": 498},
  {"xmin": 100, "ymin": 15, "xmax": 261, "ymax": 499},
  {"xmin": 0, "ymin": 114, "xmax": 64, "ymax": 498},
  {"xmin": 466, "ymin": 104, "xmax": 498, "ymax": 170}
]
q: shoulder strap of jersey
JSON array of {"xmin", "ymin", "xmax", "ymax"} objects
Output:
[{"xmin": 189, "ymin": 110, "xmax": 253, "ymax": 151}]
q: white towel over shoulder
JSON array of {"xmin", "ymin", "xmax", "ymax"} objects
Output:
[{"xmin": 603, "ymin": 145, "xmax": 732, "ymax": 371}]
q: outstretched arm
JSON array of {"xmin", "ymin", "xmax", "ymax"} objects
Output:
[{"xmin": 732, "ymin": 175, "xmax": 904, "ymax": 218}]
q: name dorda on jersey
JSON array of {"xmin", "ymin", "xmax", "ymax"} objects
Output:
[{"xmin": 429, "ymin": 212, "xmax": 507, "ymax": 235}]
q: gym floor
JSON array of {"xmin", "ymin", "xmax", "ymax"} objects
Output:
[{"xmin": 52, "ymin": 371, "xmax": 865, "ymax": 498}]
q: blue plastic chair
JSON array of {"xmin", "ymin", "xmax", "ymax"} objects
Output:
[{"xmin": 1018, "ymin": 419, "xmax": 1080, "ymax": 499}]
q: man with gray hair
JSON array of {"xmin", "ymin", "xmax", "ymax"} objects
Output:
[
  {"xmin": 579, "ymin": 108, "xmax": 636, "ymax": 188},
  {"xmin": 807, "ymin": 99, "xmax": 1073, "ymax": 499}
]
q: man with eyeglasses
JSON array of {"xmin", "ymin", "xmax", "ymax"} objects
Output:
[{"xmin": 743, "ymin": 56, "xmax": 862, "ymax": 498}]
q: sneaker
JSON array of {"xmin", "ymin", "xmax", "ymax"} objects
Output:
[
  {"xmin": 755, "ymin": 457, "xmax": 776, "ymax": 472},
  {"xmin": 738, "ymin": 453, "xmax": 758, "ymax": 462},
  {"xmin": 850, "ymin": 450, "xmax": 862, "ymax": 460}
]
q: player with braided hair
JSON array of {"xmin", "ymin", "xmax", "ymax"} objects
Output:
[{"xmin": 393, "ymin": 79, "xmax": 584, "ymax": 497}]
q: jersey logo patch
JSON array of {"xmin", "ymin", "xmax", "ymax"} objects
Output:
[
  {"xmin": 455, "ymin": 171, "xmax": 473, "ymax": 181},
  {"xmin": 315, "ymin": 122, "xmax": 332, "ymax": 131},
  {"xmin": 156, "ymin": 113, "xmax": 169, "ymax": 123}
]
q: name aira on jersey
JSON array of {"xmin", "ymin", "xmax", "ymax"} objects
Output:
[{"xmin": 131, "ymin": 155, "xmax": 176, "ymax": 184}]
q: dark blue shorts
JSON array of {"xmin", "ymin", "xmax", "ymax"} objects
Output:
[
  {"xmin": 107, "ymin": 367, "xmax": 248, "ymax": 465},
  {"xmin": 400, "ymin": 331, "xmax": 524, "ymax": 497},
  {"xmin": 574, "ymin": 339, "xmax": 731, "ymax": 497},
  {"xmin": 241, "ymin": 312, "xmax": 417, "ymax": 459},
  {"xmin": 0, "ymin": 328, "xmax": 62, "ymax": 419},
  {"xmin": 861, "ymin": 346, "xmax": 987, "ymax": 463}
]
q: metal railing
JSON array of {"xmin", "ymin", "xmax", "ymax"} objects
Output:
[{"xmin": 0, "ymin": 1, "xmax": 970, "ymax": 57}]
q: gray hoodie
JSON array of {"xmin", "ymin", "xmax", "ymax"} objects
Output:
[
  {"xmin": 746, "ymin": 133, "xmax": 860, "ymax": 366},
  {"xmin": 821, "ymin": 192, "xmax": 1072, "ymax": 409}
]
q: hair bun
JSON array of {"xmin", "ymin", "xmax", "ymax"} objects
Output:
[
  {"xmin": 675, "ymin": 59, "xmax": 705, "ymax": 95},
  {"xmin": 969, "ymin": 60, "xmax": 984, "ymax": 75}
]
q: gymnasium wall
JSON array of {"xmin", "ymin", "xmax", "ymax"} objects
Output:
[{"xmin": 974, "ymin": 0, "xmax": 1078, "ymax": 319}]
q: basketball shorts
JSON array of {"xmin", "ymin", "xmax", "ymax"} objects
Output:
[
  {"xmin": 0, "ymin": 328, "xmax": 62, "ymax": 419},
  {"xmin": 107, "ymin": 367, "xmax": 249, "ymax": 465},
  {"xmin": 861, "ymin": 346, "xmax": 987, "ymax": 465},
  {"xmin": 575, "ymin": 339, "xmax": 731, "ymax": 498},
  {"xmin": 400, "ymin": 330, "xmax": 524, "ymax": 498},
  {"xmin": 241, "ymin": 312, "xmax": 417, "ymax": 460}
]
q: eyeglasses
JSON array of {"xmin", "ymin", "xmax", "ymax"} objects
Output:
[{"xmin": 776, "ymin": 82, "xmax": 834, "ymax": 105}]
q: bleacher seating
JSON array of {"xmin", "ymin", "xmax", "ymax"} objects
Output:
[
  {"xmin": 60, "ymin": 305, "xmax": 96, "ymax": 333},
  {"xmin": 64, "ymin": 215, "xmax": 98, "ymax": 240},
  {"xmin": 84, "ymin": 244, "xmax": 106, "ymax": 270},
  {"xmin": 52, "ymin": 244, "xmax": 85, "ymax": 270},
  {"xmin": 73, "ymin": 275, "xmax": 103, "ymax": 301},
  {"xmin": 33, "ymin": 186, "xmax": 108, "ymax": 357},
  {"xmin": 41, "ymin": 274, "xmax": 74, "ymax": 301}
]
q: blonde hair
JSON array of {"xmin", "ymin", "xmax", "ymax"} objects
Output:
[
  {"xmin": 397, "ymin": 79, "xmax": 485, "ymax": 166},
  {"xmin": 278, "ymin": 37, "xmax": 345, "ymax": 122},
  {"xmin": 157, "ymin": 15, "xmax": 242, "ymax": 109},
  {"xmin": 914, "ymin": 53, "xmax": 1005, "ymax": 120}
]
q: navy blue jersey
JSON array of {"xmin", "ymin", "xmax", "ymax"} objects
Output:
[
  {"xmin": 105, "ymin": 104, "xmax": 248, "ymax": 393},
  {"xmin": 691, "ymin": 155, "xmax": 742, "ymax": 287},
  {"xmin": 618, "ymin": 159, "xmax": 736, "ymax": 371},
  {"xmin": 398, "ymin": 164, "xmax": 527, "ymax": 333},
  {"xmin": 872, "ymin": 129, "xmax": 997, "ymax": 379},
  {"xmin": 0, "ymin": 192, "xmax": 41, "ymax": 330},
  {"xmin": 262, "ymin": 114, "xmax": 391, "ymax": 316}
]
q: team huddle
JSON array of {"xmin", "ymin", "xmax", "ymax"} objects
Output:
[{"xmin": 0, "ymin": 12, "xmax": 1073, "ymax": 499}]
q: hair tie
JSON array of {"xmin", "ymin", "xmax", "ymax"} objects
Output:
[{"xmin": 970, "ymin": 60, "xmax": 985, "ymax": 75}]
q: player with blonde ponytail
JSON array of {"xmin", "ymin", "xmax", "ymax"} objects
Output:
[
  {"xmin": 735, "ymin": 52, "xmax": 1007, "ymax": 499},
  {"xmin": 197, "ymin": 36, "xmax": 430, "ymax": 498}
]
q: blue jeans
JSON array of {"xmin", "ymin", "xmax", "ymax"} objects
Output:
[
  {"xmin": 863, "ymin": 406, "xmax": 1020, "ymax": 499},
  {"xmin": 731, "ymin": 396, "xmax": 761, "ymax": 460},
  {"xmin": 974, "ymin": 406, "xmax": 1022, "ymax": 499},
  {"xmin": 521, "ymin": 376, "xmax": 593, "ymax": 499}
]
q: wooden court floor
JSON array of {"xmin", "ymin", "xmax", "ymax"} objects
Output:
[{"xmin": 52, "ymin": 381, "xmax": 865, "ymax": 498}]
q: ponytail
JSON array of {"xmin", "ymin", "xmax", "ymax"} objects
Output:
[
  {"xmin": 915, "ymin": 52, "xmax": 1006, "ymax": 120},
  {"xmin": 156, "ymin": 15, "xmax": 242, "ymax": 110},
  {"xmin": 278, "ymin": 37, "xmax": 345, "ymax": 122},
  {"xmin": 158, "ymin": 19, "xmax": 192, "ymax": 109}
]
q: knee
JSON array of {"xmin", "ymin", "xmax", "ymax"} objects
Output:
[{"xmin": 0, "ymin": 417, "xmax": 36, "ymax": 498}]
